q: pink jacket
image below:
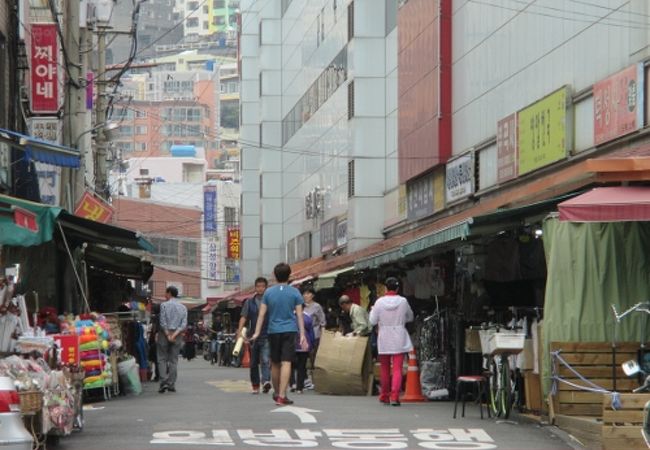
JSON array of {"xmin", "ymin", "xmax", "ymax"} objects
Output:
[{"xmin": 369, "ymin": 293, "xmax": 414, "ymax": 355}]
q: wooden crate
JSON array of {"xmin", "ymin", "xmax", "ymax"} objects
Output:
[
  {"xmin": 524, "ymin": 371, "xmax": 542, "ymax": 413},
  {"xmin": 602, "ymin": 393, "xmax": 650, "ymax": 450},
  {"xmin": 551, "ymin": 342, "xmax": 638, "ymax": 417}
]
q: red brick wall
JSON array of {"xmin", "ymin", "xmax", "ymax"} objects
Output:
[{"xmin": 112, "ymin": 197, "xmax": 202, "ymax": 239}]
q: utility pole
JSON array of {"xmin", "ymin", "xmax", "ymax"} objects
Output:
[{"xmin": 94, "ymin": 23, "xmax": 108, "ymax": 199}]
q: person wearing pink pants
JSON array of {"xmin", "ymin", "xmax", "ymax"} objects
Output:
[{"xmin": 369, "ymin": 277, "xmax": 414, "ymax": 406}]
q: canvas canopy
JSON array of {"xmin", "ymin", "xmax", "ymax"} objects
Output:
[{"xmin": 558, "ymin": 186, "xmax": 650, "ymax": 222}]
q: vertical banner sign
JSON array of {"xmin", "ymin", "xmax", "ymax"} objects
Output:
[
  {"xmin": 433, "ymin": 168, "xmax": 445, "ymax": 212},
  {"xmin": 28, "ymin": 117, "xmax": 62, "ymax": 206},
  {"xmin": 445, "ymin": 153, "xmax": 475, "ymax": 203},
  {"xmin": 497, "ymin": 113, "xmax": 518, "ymax": 183},
  {"xmin": 30, "ymin": 24, "xmax": 59, "ymax": 113},
  {"xmin": 518, "ymin": 86, "xmax": 570, "ymax": 176},
  {"xmin": 86, "ymin": 72, "xmax": 94, "ymax": 110},
  {"xmin": 593, "ymin": 64, "xmax": 644, "ymax": 146},
  {"xmin": 336, "ymin": 219, "xmax": 348, "ymax": 248},
  {"xmin": 320, "ymin": 218, "xmax": 337, "ymax": 254},
  {"xmin": 407, "ymin": 173, "xmax": 434, "ymax": 222},
  {"xmin": 227, "ymin": 228, "xmax": 241, "ymax": 260},
  {"xmin": 203, "ymin": 185, "xmax": 217, "ymax": 232},
  {"xmin": 207, "ymin": 236, "xmax": 219, "ymax": 287},
  {"xmin": 74, "ymin": 191, "xmax": 113, "ymax": 223}
]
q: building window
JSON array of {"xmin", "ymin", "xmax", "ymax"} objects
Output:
[
  {"xmin": 347, "ymin": 80, "xmax": 355, "ymax": 120},
  {"xmin": 203, "ymin": 21, "xmax": 209, "ymax": 29},
  {"xmin": 135, "ymin": 125, "xmax": 147, "ymax": 135},
  {"xmin": 203, "ymin": 5, "xmax": 209, "ymax": 13},
  {"xmin": 213, "ymin": 0, "xmax": 225, "ymax": 7},
  {"xmin": 139, "ymin": 168, "xmax": 149, "ymax": 176},
  {"xmin": 347, "ymin": 1, "xmax": 354, "ymax": 41},
  {"xmin": 258, "ymin": 21, "xmax": 263, "ymax": 46},
  {"xmin": 224, "ymin": 207, "xmax": 237, "ymax": 227},
  {"xmin": 136, "ymin": 110, "xmax": 147, "ymax": 118},
  {"xmin": 348, "ymin": 160, "xmax": 355, "ymax": 198},
  {"xmin": 188, "ymin": 1, "xmax": 199, "ymax": 9},
  {"xmin": 138, "ymin": 142, "xmax": 147, "ymax": 152},
  {"xmin": 187, "ymin": 17, "xmax": 199, "ymax": 27}
]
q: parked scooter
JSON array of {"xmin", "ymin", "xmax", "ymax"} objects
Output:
[{"xmin": 622, "ymin": 359, "xmax": 650, "ymax": 447}]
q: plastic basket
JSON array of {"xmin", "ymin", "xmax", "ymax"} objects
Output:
[
  {"xmin": 487, "ymin": 332, "xmax": 526, "ymax": 355},
  {"xmin": 19, "ymin": 390, "xmax": 43, "ymax": 414},
  {"xmin": 478, "ymin": 329, "xmax": 495, "ymax": 355}
]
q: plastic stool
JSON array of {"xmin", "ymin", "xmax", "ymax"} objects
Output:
[{"xmin": 453, "ymin": 375, "xmax": 490, "ymax": 419}]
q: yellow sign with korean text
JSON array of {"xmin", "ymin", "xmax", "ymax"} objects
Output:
[{"xmin": 518, "ymin": 86, "xmax": 570, "ymax": 176}]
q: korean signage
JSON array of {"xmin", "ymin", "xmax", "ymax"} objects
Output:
[
  {"xmin": 227, "ymin": 227, "xmax": 241, "ymax": 260},
  {"xmin": 203, "ymin": 185, "xmax": 217, "ymax": 233},
  {"xmin": 53, "ymin": 334, "xmax": 80, "ymax": 365},
  {"xmin": 207, "ymin": 236, "xmax": 219, "ymax": 288},
  {"xmin": 445, "ymin": 153, "xmax": 475, "ymax": 203},
  {"xmin": 0, "ymin": 143, "xmax": 9, "ymax": 188},
  {"xmin": 518, "ymin": 86, "xmax": 570, "ymax": 176},
  {"xmin": 14, "ymin": 208, "xmax": 38, "ymax": 232},
  {"xmin": 296, "ymin": 232, "xmax": 311, "ymax": 262},
  {"xmin": 497, "ymin": 113, "xmax": 518, "ymax": 183},
  {"xmin": 407, "ymin": 173, "xmax": 434, "ymax": 221},
  {"xmin": 29, "ymin": 117, "xmax": 62, "ymax": 206},
  {"xmin": 74, "ymin": 191, "xmax": 113, "ymax": 223},
  {"xmin": 225, "ymin": 263, "xmax": 240, "ymax": 284},
  {"xmin": 320, "ymin": 218, "xmax": 337, "ymax": 254},
  {"xmin": 30, "ymin": 23, "xmax": 60, "ymax": 113},
  {"xmin": 433, "ymin": 169, "xmax": 445, "ymax": 211},
  {"xmin": 336, "ymin": 219, "xmax": 347, "ymax": 248},
  {"xmin": 594, "ymin": 64, "xmax": 644, "ymax": 146}
]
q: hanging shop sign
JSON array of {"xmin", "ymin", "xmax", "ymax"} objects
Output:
[
  {"xmin": 0, "ymin": 143, "xmax": 9, "ymax": 189},
  {"xmin": 593, "ymin": 64, "xmax": 644, "ymax": 146},
  {"xmin": 207, "ymin": 236, "xmax": 219, "ymax": 288},
  {"xmin": 225, "ymin": 262, "xmax": 240, "ymax": 284},
  {"xmin": 227, "ymin": 227, "xmax": 241, "ymax": 260},
  {"xmin": 30, "ymin": 23, "xmax": 60, "ymax": 113},
  {"xmin": 320, "ymin": 217, "xmax": 337, "ymax": 254},
  {"xmin": 203, "ymin": 185, "xmax": 217, "ymax": 233},
  {"xmin": 518, "ymin": 86, "xmax": 570, "ymax": 176},
  {"xmin": 407, "ymin": 172, "xmax": 434, "ymax": 221},
  {"xmin": 497, "ymin": 113, "xmax": 518, "ymax": 183},
  {"xmin": 445, "ymin": 153, "xmax": 475, "ymax": 203},
  {"xmin": 336, "ymin": 219, "xmax": 347, "ymax": 248},
  {"xmin": 28, "ymin": 117, "xmax": 62, "ymax": 206},
  {"xmin": 296, "ymin": 232, "xmax": 311, "ymax": 263},
  {"xmin": 74, "ymin": 191, "xmax": 113, "ymax": 223}
]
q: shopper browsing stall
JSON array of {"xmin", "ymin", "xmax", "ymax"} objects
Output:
[
  {"xmin": 302, "ymin": 287, "xmax": 325, "ymax": 374},
  {"xmin": 369, "ymin": 277, "xmax": 414, "ymax": 406},
  {"xmin": 339, "ymin": 295, "xmax": 372, "ymax": 336},
  {"xmin": 157, "ymin": 286, "xmax": 187, "ymax": 393}
]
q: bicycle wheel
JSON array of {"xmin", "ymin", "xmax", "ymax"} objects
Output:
[
  {"xmin": 488, "ymin": 357, "xmax": 501, "ymax": 417},
  {"xmin": 501, "ymin": 359, "xmax": 513, "ymax": 419}
]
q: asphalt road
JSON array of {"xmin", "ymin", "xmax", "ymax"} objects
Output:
[{"xmin": 55, "ymin": 359, "xmax": 574, "ymax": 450}]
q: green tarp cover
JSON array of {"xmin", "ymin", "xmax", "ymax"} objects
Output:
[
  {"xmin": 0, "ymin": 194, "xmax": 62, "ymax": 247},
  {"xmin": 542, "ymin": 218, "xmax": 650, "ymax": 394}
]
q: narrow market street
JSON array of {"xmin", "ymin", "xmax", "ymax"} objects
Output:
[{"xmin": 56, "ymin": 360, "xmax": 573, "ymax": 450}]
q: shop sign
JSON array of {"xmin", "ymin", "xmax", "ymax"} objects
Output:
[
  {"xmin": 397, "ymin": 185, "xmax": 407, "ymax": 219},
  {"xmin": 203, "ymin": 185, "xmax": 217, "ymax": 233},
  {"xmin": 320, "ymin": 218, "xmax": 337, "ymax": 254},
  {"xmin": 30, "ymin": 23, "xmax": 60, "ymax": 113},
  {"xmin": 336, "ymin": 219, "xmax": 347, "ymax": 248},
  {"xmin": 14, "ymin": 208, "xmax": 38, "ymax": 232},
  {"xmin": 28, "ymin": 117, "xmax": 62, "ymax": 206},
  {"xmin": 225, "ymin": 263, "xmax": 240, "ymax": 284},
  {"xmin": 53, "ymin": 334, "xmax": 80, "ymax": 365},
  {"xmin": 227, "ymin": 227, "xmax": 240, "ymax": 260},
  {"xmin": 207, "ymin": 236, "xmax": 219, "ymax": 288},
  {"xmin": 407, "ymin": 172, "xmax": 434, "ymax": 221},
  {"xmin": 433, "ymin": 168, "xmax": 445, "ymax": 212},
  {"xmin": 497, "ymin": 113, "xmax": 518, "ymax": 183},
  {"xmin": 445, "ymin": 153, "xmax": 475, "ymax": 203},
  {"xmin": 0, "ymin": 143, "xmax": 9, "ymax": 188},
  {"xmin": 296, "ymin": 232, "xmax": 311, "ymax": 263},
  {"xmin": 594, "ymin": 64, "xmax": 644, "ymax": 146},
  {"xmin": 74, "ymin": 191, "xmax": 113, "ymax": 223},
  {"xmin": 518, "ymin": 86, "xmax": 570, "ymax": 176}
]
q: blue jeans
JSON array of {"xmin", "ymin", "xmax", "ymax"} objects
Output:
[{"xmin": 250, "ymin": 337, "xmax": 271, "ymax": 387}]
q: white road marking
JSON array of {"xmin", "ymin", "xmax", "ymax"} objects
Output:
[{"xmin": 271, "ymin": 406, "xmax": 322, "ymax": 424}]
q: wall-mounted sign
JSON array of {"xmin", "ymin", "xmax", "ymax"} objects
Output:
[
  {"xmin": 0, "ymin": 143, "xmax": 9, "ymax": 188},
  {"xmin": 594, "ymin": 64, "xmax": 644, "ymax": 146},
  {"xmin": 497, "ymin": 113, "xmax": 518, "ymax": 183},
  {"xmin": 407, "ymin": 172, "xmax": 434, "ymax": 221},
  {"xmin": 518, "ymin": 86, "xmax": 570, "ymax": 176},
  {"xmin": 74, "ymin": 191, "xmax": 113, "ymax": 223},
  {"xmin": 207, "ymin": 236, "xmax": 219, "ymax": 288},
  {"xmin": 30, "ymin": 23, "xmax": 60, "ymax": 113},
  {"xmin": 433, "ymin": 169, "xmax": 445, "ymax": 212},
  {"xmin": 287, "ymin": 238, "xmax": 297, "ymax": 264},
  {"xmin": 445, "ymin": 153, "xmax": 475, "ymax": 203},
  {"xmin": 225, "ymin": 263, "xmax": 240, "ymax": 284},
  {"xmin": 336, "ymin": 219, "xmax": 347, "ymax": 248},
  {"xmin": 227, "ymin": 227, "xmax": 240, "ymax": 260},
  {"xmin": 27, "ymin": 117, "xmax": 62, "ymax": 206},
  {"xmin": 320, "ymin": 218, "xmax": 337, "ymax": 254},
  {"xmin": 296, "ymin": 232, "xmax": 311, "ymax": 262},
  {"xmin": 203, "ymin": 185, "xmax": 217, "ymax": 233}
]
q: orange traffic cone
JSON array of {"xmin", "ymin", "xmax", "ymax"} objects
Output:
[
  {"xmin": 241, "ymin": 343, "xmax": 251, "ymax": 368},
  {"xmin": 400, "ymin": 350, "xmax": 427, "ymax": 402}
]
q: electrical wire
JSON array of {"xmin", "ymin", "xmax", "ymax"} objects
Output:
[{"xmin": 47, "ymin": 0, "xmax": 82, "ymax": 88}]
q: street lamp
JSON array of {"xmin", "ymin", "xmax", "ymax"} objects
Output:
[{"xmin": 74, "ymin": 121, "xmax": 120, "ymax": 148}]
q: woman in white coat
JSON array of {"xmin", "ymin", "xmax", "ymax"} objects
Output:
[{"xmin": 369, "ymin": 277, "xmax": 414, "ymax": 406}]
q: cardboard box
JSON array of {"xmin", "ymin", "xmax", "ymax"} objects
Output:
[
  {"xmin": 465, "ymin": 328, "xmax": 482, "ymax": 353},
  {"xmin": 313, "ymin": 331, "xmax": 371, "ymax": 395}
]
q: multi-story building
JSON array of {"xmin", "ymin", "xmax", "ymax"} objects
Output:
[
  {"xmin": 175, "ymin": 0, "xmax": 212, "ymax": 38},
  {"xmin": 239, "ymin": 0, "xmax": 398, "ymax": 284},
  {"xmin": 209, "ymin": 0, "xmax": 239, "ymax": 37}
]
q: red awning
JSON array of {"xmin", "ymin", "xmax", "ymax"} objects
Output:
[{"xmin": 558, "ymin": 187, "xmax": 650, "ymax": 222}]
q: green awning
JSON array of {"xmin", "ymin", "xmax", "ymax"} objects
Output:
[
  {"xmin": 314, "ymin": 266, "xmax": 354, "ymax": 290},
  {"xmin": 402, "ymin": 220, "xmax": 472, "ymax": 257},
  {"xmin": 0, "ymin": 193, "xmax": 62, "ymax": 247},
  {"xmin": 355, "ymin": 248, "xmax": 404, "ymax": 270}
]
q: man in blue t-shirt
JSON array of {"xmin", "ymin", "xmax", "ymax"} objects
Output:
[{"xmin": 252, "ymin": 263, "xmax": 306, "ymax": 405}]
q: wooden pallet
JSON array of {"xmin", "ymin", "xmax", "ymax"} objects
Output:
[
  {"xmin": 602, "ymin": 393, "xmax": 650, "ymax": 450},
  {"xmin": 551, "ymin": 342, "xmax": 638, "ymax": 417}
]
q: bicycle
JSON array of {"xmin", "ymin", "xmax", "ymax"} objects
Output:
[{"xmin": 478, "ymin": 324, "xmax": 526, "ymax": 419}]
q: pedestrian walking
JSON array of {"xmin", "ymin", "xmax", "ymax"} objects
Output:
[
  {"xmin": 369, "ymin": 277, "xmax": 414, "ymax": 406},
  {"xmin": 252, "ymin": 263, "xmax": 307, "ymax": 405},
  {"xmin": 302, "ymin": 287, "xmax": 325, "ymax": 376},
  {"xmin": 157, "ymin": 286, "xmax": 187, "ymax": 393},
  {"xmin": 236, "ymin": 277, "xmax": 272, "ymax": 394},
  {"xmin": 292, "ymin": 311, "xmax": 315, "ymax": 394}
]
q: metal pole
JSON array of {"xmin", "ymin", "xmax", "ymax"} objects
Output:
[{"xmin": 95, "ymin": 25, "xmax": 108, "ymax": 199}]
